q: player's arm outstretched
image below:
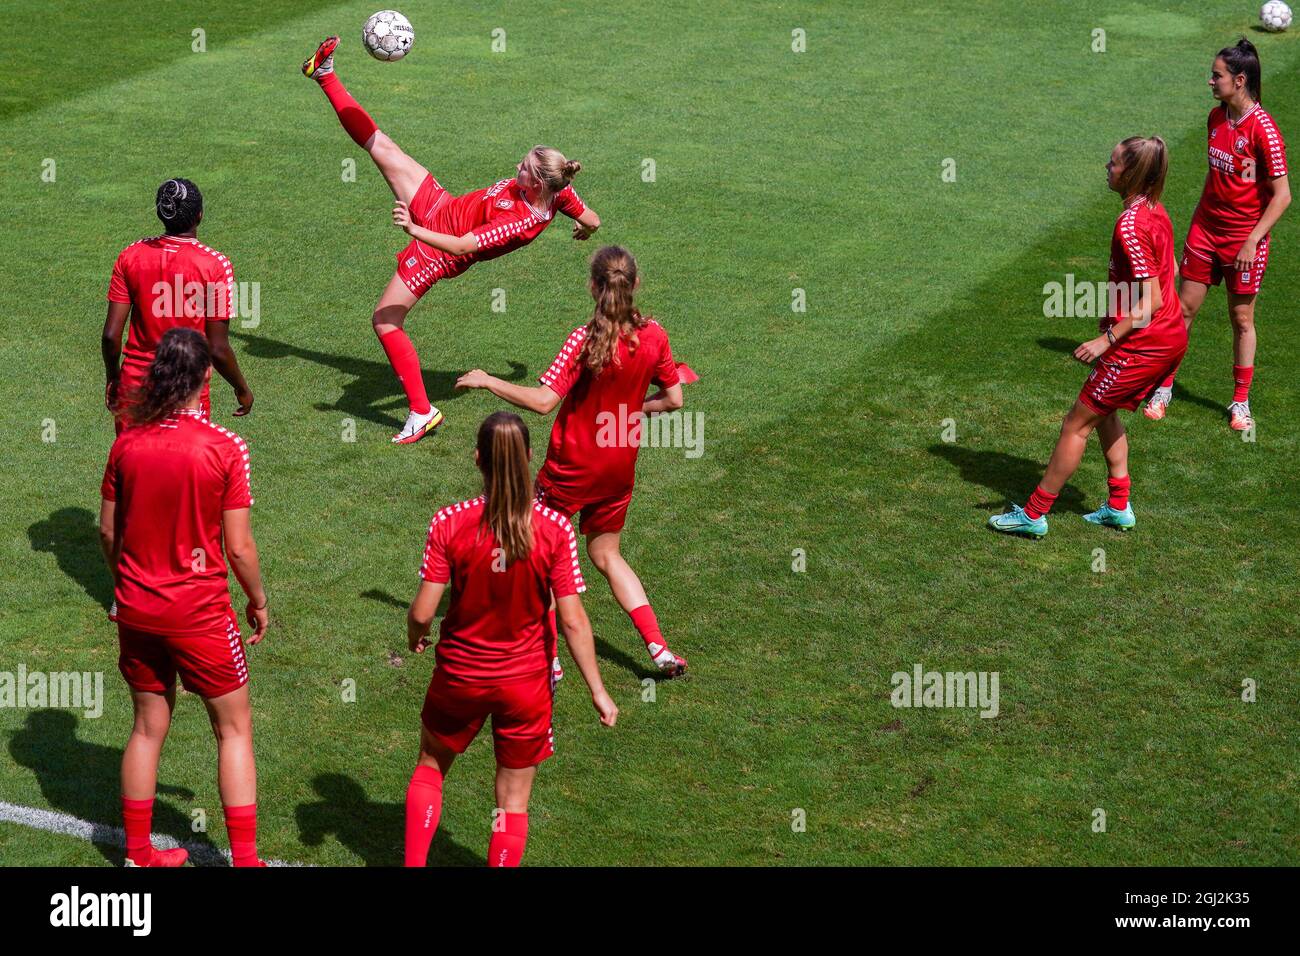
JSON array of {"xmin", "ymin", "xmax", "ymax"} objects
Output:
[{"xmin": 455, "ymin": 369, "xmax": 562, "ymax": 415}]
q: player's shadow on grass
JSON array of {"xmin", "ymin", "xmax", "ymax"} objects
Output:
[
  {"xmin": 1034, "ymin": 336, "xmax": 1221, "ymax": 415},
  {"xmin": 232, "ymin": 332, "xmax": 527, "ymax": 430},
  {"xmin": 28, "ymin": 507, "xmax": 114, "ymax": 612},
  {"xmin": 928, "ymin": 444, "xmax": 1088, "ymax": 516},
  {"xmin": 8, "ymin": 709, "xmax": 221, "ymax": 866},
  {"xmin": 296, "ymin": 773, "xmax": 481, "ymax": 867}
]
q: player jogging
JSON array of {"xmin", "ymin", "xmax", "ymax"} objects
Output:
[
  {"xmin": 404, "ymin": 412, "xmax": 617, "ymax": 867},
  {"xmin": 302, "ymin": 36, "xmax": 603, "ymax": 445},
  {"xmin": 100, "ymin": 328, "xmax": 269, "ymax": 867},
  {"xmin": 990, "ymin": 138, "xmax": 1186, "ymax": 538},
  {"xmin": 1144, "ymin": 39, "xmax": 1290, "ymax": 429},
  {"xmin": 457, "ymin": 246, "xmax": 689, "ymax": 676},
  {"xmin": 103, "ymin": 178, "xmax": 254, "ymax": 434}
]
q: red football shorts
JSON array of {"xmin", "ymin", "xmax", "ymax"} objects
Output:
[
  {"xmin": 1079, "ymin": 346, "xmax": 1187, "ymax": 415},
  {"xmin": 421, "ymin": 667, "xmax": 554, "ymax": 769},
  {"xmin": 396, "ymin": 174, "xmax": 466, "ymax": 299},
  {"xmin": 535, "ymin": 480, "xmax": 633, "ymax": 536},
  {"xmin": 118, "ymin": 606, "xmax": 248, "ymax": 698},
  {"xmin": 115, "ymin": 365, "xmax": 210, "ymax": 435},
  {"xmin": 1181, "ymin": 219, "xmax": 1270, "ymax": 295}
]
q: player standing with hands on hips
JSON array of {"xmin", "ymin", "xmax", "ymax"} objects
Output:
[
  {"xmin": 1144, "ymin": 39, "xmax": 1290, "ymax": 429},
  {"xmin": 990, "ymin": 138, "xmax": 1187, "ymax": 538},
  {"xmin": 100, "ymin": 328, "xmax": 269, "ymax": 867}
]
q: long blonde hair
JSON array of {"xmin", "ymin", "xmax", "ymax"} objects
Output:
[
  {"xmin": 477, "ymin": 412, "xmax": 533, "ymax": 564},
  {"xmin": 581, "ymin": 246, "xmax": 648, "ymax": 378}
]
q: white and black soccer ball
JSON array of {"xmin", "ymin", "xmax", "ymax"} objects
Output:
[
  {"xmin": 362, "ymin": 10, "xmax": 414, "ymax": 61},
  {"xmin": 1260, "ymin": 1, "xmax": 1293, "ymax": 32}
]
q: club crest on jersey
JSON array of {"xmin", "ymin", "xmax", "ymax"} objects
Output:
[
  {"xmin": 406, "ymin": 256, "xmax": 417, "ymax": 268},
  {"xmin": 495, "ymin": 198, "xmax": 514, "ymax": 209},
  {"xmin": 1235, "ymin": 135, "xmax": 1248, "ymax": 153}
]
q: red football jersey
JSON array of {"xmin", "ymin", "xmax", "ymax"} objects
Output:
[
  {"xmin": 1194, "ymin": 104, "xmax": 1288, "ymax": 233},
  {"xmin": 108, "ymin": 235, "xmax": 235, "ymax": 377},
  {"xmin": 1104, "ymin": 200, "xmax": 1186, "ymax": 353},
  {"xmin": 101, "ymin": 409, "xmax": 253, "ymax": 636},
  {"xmin": 419, "ymin": 496, "xmax": 586, "ymax": 683},
  {"xmin": 537, "ymin": 320, "xmax": 680, "ymax": 502},
  {"xmin": 421, "ymin": 178, "xmax": 586, "ymax": 277}
]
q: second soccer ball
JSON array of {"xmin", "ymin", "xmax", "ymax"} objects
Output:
[{"xmin": 363, "ymin": 10, "xmax": 414, "ymax": 61}]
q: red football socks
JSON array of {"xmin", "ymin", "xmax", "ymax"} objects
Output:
[
  {"xmin": 487, "ymin": 812, "xmax": 529, "ymax": 867},
  {"xmin": 378, "ymin": 328, "xmax": 432, "ymax": 415},
  {"xmin": 317, "ymin": 72, "xmax": 378, "ymax": 149},
  {"xmin": 404, "ymin": 765, "xmax": 444, "ymax": 867},
  {"xmin": 1107, "ymin": 475, "xmax": 1131, "ymax": 511},
  {"xmin": 122, "ymin": 796, "xmax": 155, "ymax": 866},
  {"xmin": 1232, "ymin": 365, "xmax": 1254, "ymax": 404},
  {"xmin": 223, "ymin": 804, "xmax": 260, "ymax": 867},
  {"xmin": 1159, "ymin": 371, "xmax": 1177, "ymax": 390},
  {"xmin": 1024, "ymin": 485, "xmax": 1058, "ymax": 520},
  {"xmin": 628, "ymin": 604, "xmax": 664, "ymax": 652}
]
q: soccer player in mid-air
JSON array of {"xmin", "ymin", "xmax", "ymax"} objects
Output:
[
  {"xmin": 1144, "ymin": 39, "xmax": 1290, "ymax": 429},
  {"xmin": 456, "ymin": 246, "xmax": 690, "ymax": 676},
  {"xmin": 404, "ymin": 412, "xmax": 617, "ymax": 867},
  {"xmin": 302, "ymin": 36, "xmax": 603, "ymax": 445},
  {"xmin": 103, "ymin": 178, "xmax": 254, "ymax": 432},
  {"xmin": 989, "ymin": 138, "xmax": 1187, "ymax": 538},
  {"xmin": 100, "ymin": 328, "xmax": 270, "ymax": 866}
]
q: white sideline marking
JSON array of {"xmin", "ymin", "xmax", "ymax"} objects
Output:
[{"xmin": 0, "ymin": 801, "xmax": 303, "ymax": 867}]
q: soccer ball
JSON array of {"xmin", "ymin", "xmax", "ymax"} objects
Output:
[
  {"xmin": 1260, "ymin": 1, "xmax": 1293, "ymax": 31},
  {"xmin": 362, "ymin": 10, "xmax": 414, "ymax": 61}
]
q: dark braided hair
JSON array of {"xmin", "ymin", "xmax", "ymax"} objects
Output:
[
  {"xmin": 127, "ymin": 328, "xmax": 210, "ymax": 425},
  {"xmin": 155, "ymin": 178, "xmax": 203, "ymax": 234}
]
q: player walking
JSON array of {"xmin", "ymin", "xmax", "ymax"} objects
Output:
[
  {"xmin": 990, "ymin": 138, "xmax": 1186, "ymax": 538},
  {"xmin": 103, "ymin": 178, "xmax": 254, "ymax": 433},
  {"xmin": 404, "ymin": 412, "xmax": 617, "ymax": 867},
  {"xmin": 456, "ymin": 246, "xmax": 689, "ymax": 676},
  {"xmin": 1144, "ymin": 39, "xmax": 1290, "ymax": 429},
  {"xmin": 302, "ymin": 36, "xmax": 603, "ymax": 445},
  {"xmin": 100, "ymin": 328, "xmax": 269, "ymax": 867}
]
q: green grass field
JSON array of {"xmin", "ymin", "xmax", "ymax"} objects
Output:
[{"xmin": 2, "ymin": 0, "xmax": 1298, "ymax": 866}]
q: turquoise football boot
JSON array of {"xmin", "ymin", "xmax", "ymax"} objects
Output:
[
  {"xmin": 1082, "ymin": 502, "xmax": 1135, "ymax": 530},
  {"xmin": 987, "ymin": 504, "xmax": 1048, "ymax": 539}
]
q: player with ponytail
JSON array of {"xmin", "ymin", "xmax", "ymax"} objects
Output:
[
  {"xmin": 103, "ymin": 178, "xmax": 254, "ymax": 434},
  {"xmin": 302, "ymin": 36, "xmax": 602, "ymax": 445},
  {"xmin": 404, "ymin": 412, "xmax": 617, "ymax": 867},
  {"xmin": 990, "ymin": 137, "xmax": 1187, "ymax": 538},
  {"xmin": 100, "ymin": 328, "xmax": 269, "ymax": 867},
  {"xmin": 1144, "ymin": 38, "xmax": 1290, "ymax": 429},
  {"xmin": 457, "ymin": 247, "xmax": 691, "ymax": 676}
]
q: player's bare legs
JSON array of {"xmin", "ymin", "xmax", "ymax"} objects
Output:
[
  {"xmin": 121, "ymin": 687, "xmax": 175, "ymax": 800},
  {"xmin": 119, "ymin": 687, "xmax": 188, "ymax": 867},
  {"xmin": 1084, "ymin": 412, "xmax": 1135, "ymax": 529},
  {"xmin": 303, "ymin": 37, "xmax": 430, "ymax": 204},
  {"xmin": 373, "ymin": 272, "xmax": 442, "ymax": 443},
  {"xmin": 1147, "ymin": 278, "xmax": 1209, "ymax": 420},
  {"xmin": 203, "ymin": 685, "xmax": 265, "ymax": 867},
  {"xmin": 490, "ymin": 765, "xmax": 537, "ymax": 867},
  {"xmin": 586, "ymin": 531, "xmax": 687, "ymax": 676},
  {"xmin": 1226, "ymin": 291, "xmax": 1257, "ymax": 429},
  {"xmin": 404, "ymin": 727, "xmax": 455, "ymax": 868}
]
